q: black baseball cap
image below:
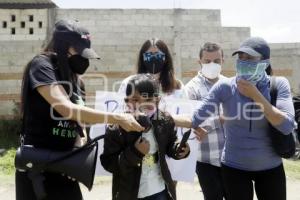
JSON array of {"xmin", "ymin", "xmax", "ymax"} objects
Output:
[
  {"xmin": 232, "ymin": 37, "xmax": 270, "ymax": 60},
  {"xmin": 53, "ymin": 20, "xmax": 100, "ymax": 59}
]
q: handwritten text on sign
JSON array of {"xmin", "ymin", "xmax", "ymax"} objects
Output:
[{"xmin": 90, "ymin": 91, "xmax": 202, "ymax": 182}]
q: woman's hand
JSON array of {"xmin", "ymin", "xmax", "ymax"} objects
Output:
[
  {"xmin": 237, "ymin": 78, "xmax": 288, "ymax": 127},
  {"xmin": 237, "ymin": 79, "xmax": 260, "ymax": 99},
  {"xmin": 117, "ymin": 113, "xmax": 145, "ymax": 132}
]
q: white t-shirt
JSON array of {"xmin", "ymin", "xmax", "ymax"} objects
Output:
[{"xmin": 138, "ymin": 128, "xmax": 165, "ymax": 198}]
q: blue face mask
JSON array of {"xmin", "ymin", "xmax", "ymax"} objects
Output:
[
  {"xmin": 143, "ymin": 51, "xmax": 165, "ymax": 62},
  {"xmin": 236, "ymin": 59, "xmax": 269, "ymax": 84}
]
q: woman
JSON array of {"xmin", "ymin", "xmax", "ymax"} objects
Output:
[
  {"xmin": 174, "ymin": 37, "xmax": 295, "ymax": 200},
  {"xmin": 16, "ymin": 20, "xmax": 143, "ymax": 200},
  {"xmin": 118, "ymin": 38, "xmax": 186, "ymax": 99}
]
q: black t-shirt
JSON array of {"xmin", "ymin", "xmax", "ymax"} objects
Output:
[{"xmin": 23, "ymin": 55, "xmax": 84, "ymax": 151}]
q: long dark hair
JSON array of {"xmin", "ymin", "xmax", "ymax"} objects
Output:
[
  {"xmin": 136, "ymin": 38, "xmax": 180, "ymax": 94},
  {"xmin": 265, "ymin": 64, "xmax": 273, "ymax": 76},
  {"xmin": 21, "ymin": 36, "xmax": 80, "ymax": 114}
]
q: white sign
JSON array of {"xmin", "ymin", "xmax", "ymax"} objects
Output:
[{"xmin": 89, "ymin": 91, "xmax": 201, "ymax": 182}]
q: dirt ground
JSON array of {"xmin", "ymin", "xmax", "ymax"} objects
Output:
[{"xmin": 1, "ymin": 176, "xmax": 300, "ymax": 200}]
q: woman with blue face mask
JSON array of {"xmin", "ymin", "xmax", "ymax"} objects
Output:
[
  {"xmin": 118, "ymin": 38, "xmax": 186, "ymax": 99},
  {"xmin": 173, "ymin": 37, "xmax": 295, "ymax": 200}
]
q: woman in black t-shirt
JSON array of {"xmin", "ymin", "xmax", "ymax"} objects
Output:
[{"xmin": 16, "ymin": 20, "xmax": 144, "ymax": 200}]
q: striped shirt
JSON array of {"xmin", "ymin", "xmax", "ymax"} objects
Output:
[{"xmin": 184, "ymin": 72, "xmax": 226, "ymax": 167}]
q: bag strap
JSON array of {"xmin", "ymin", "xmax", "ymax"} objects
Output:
[{"xmin": 270, "ymin": 76, "xmax": 278, "ymax": 106}]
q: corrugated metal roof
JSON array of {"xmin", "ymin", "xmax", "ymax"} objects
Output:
[{"xmin": 0, "ymin": 0, "xmax": 57, "ymax": 9}]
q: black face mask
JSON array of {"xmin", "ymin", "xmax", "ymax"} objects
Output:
[
  {"xmin": 143, "ymin": 51, "xmax": 165, "ymax": 74},
  {"xmin": 68, "ymin": 55, "xmax": 90, "ymax": 75},
  {"xmin": 144, "ymin": 59, "xmax": 164, "ymax": 74}
]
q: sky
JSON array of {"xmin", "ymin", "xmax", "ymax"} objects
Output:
[{"xmin": 52, "ymin": 0, "xmax": 300, "ymax": 43}]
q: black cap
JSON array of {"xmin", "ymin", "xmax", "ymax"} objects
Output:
[
  {"xmin": 53, "ymin": 20, "xmax": 100, "ymax": 59},
  {"xmin": 232, "ymin": 37, "xmax": 270, "ymax": 60}
]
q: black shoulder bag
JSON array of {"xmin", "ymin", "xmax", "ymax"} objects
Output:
[
  {"xmin": 269, "ymin": 76, "xmax": 296, "ymax": 158},
  {"xmin": 15, "ymin": 134, "xmax": 104, "ymax": 199}
]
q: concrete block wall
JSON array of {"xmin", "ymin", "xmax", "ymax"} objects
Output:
[
  {"xmin": 0, "ymin": 8, "xmax": 299, "ymax": 118},
  {"xmin": 269, "ymin": 43, "xmax": 300, "ymax": 93},
  {"xmin": 0, "ymin": 40, "xmax": 45, "ymax": 117},
  {"xmin": 55, "ymin": 9, "xmax": 180, "ymax": 75},
  {"xmin": 0, "ymin": 9, "xmax": 48, "ymax": 41},
  {"xmin": 55, "ymin": 9, "xmax": 245, "ymax": 85}
]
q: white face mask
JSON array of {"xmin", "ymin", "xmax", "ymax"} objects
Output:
[{"xmin": 201, "ymin": 62, "xmax": 222, "ymax": 79}]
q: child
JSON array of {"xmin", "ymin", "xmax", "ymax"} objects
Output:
[{"xmin": 100, "ymin": 74, "xmax": 190, "ymax": 200}]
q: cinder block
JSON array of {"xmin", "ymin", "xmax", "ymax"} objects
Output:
[
  {"xmin": 162, "ymin": 20, "xmax": 174, "ymax": 26},
  {"xmin": 123, "ymin": 9, "xmax": 137, "ymax": 15},
  {"xmin": 131, "ymin": 14, "xmax": 144, "ymax": 21},
  {"xmin": 125, "ymin": 26, "xmax": 140, "ymax": 33},
  {"xmin": 112, "ymin": 26, "xmax": 127, "ymax": 33},
  {"xmin": 121, "ymin": 21, "xmax": 135, "ymax": 26},
  {"xmin": 94, "ymin": 25, "xmax": 113, "ymax": 33}
]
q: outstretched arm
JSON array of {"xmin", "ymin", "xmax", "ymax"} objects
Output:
[{"xmin": 37, "ymin": 84, "xmax": 144, "ymax": 132}]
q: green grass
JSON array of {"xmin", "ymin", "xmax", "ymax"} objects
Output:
[
  {"xmin": 0, "ymin": 148, "xmax": 17, "ymax": 175},
  {"xmin": 0, "ymin": 119, "xmax": 21, "ymax": 178}
]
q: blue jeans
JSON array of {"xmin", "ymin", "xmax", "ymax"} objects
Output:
[{"xmin": 138, "ymin": 190, "xmax": 168, "ymax": 200}]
